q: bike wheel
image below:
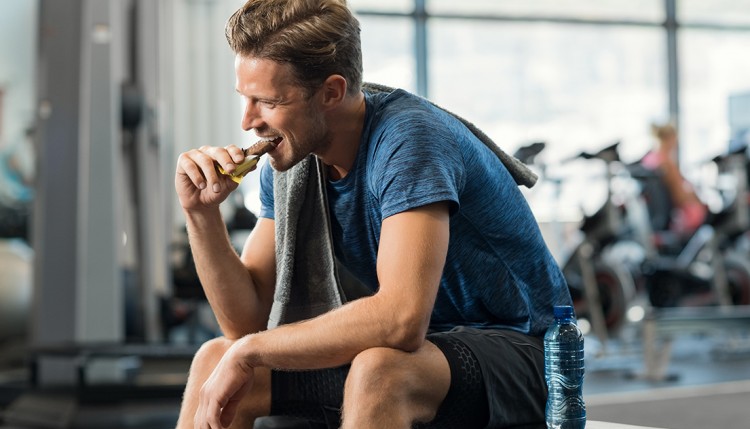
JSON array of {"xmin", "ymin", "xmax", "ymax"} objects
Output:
[{"xmin": 567, "ymin": 260, "xmax": 632, "ymax": 337}]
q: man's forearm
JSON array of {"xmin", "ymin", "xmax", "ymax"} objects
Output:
[
  {"xmin": 185, "ymin": 208, "xmax": 268, "ymax": 337},
  {"xmin": 236, "ymin": 291, "xmax": 429, "ymax": 371}
]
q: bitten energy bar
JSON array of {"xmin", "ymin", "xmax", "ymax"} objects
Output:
[{"xmin": 217, "ymin": 139, "xmax": 277, "ymax": 184}]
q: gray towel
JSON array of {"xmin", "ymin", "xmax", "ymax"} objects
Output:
[
  {"xmin": 268, "ymin": 84, "xmax": 537, "ymax": 328},
  {"xmin": 268, "ymin": 156, "xmax": 346, "ymax": 328}
]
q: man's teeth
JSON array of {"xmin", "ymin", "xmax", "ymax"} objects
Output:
[{"xmin": 258, "ymin": 136, "xmax": 282, "ymax": 146}]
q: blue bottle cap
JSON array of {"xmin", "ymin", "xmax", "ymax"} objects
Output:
[{"xmin": 553, "ymin": 305, "xmax": 574, "ymax": 319}]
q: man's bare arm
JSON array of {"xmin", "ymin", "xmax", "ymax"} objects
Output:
[
  {"xmin": 232, "ymin": 201, "xmax": 450, "ymax": 369},
  {"xmin": 175, "ymin": 143, "xmax": 277, "ymax": 340},
  {"xmin": 186, "ymin": 212, "xmax": 276, "ymax": 339}
]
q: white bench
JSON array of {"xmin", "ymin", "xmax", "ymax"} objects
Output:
[{"xmin": 589, "ymin": 421, "xmax": 666, "ymax": 429}]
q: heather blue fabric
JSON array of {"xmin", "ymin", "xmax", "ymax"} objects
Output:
[{"xmin": 259, "ymin": 89, "xmax": 570, "ymax": 336}]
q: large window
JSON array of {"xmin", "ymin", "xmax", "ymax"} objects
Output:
[
  {"xmin": 680, "ymin": 30, "xmax": 750, "ymax": 169},
  {"xmin": 427, "ymin": 0, "xmax": 663, "ymax": 22},
  {"xmin": 359, "ymin": 15, "xmax": 416, "ymax": 92},
  {"xmin": 679, "ymin": 0, "xmax": 750, "ymax": 26},
  {"xmin": 428, "ymin": 21, "xmax": 665, "ymax": 163}
]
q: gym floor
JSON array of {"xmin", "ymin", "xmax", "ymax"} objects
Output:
[
  {"xmin": 584, "ymin": 322, "xmax": 750, "ymax": 429},
  {"xmin": 1, "ymin": 323, "xmax": 749, "ymax": 429}
]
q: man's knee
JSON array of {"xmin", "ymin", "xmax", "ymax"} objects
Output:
[
  {"xmin": 346, "ymin": 347, "xmax": 416, "ymax": 396},
  {"xmin": 343, "ymin": 345, "xmax": 448, "ymax": 426},
  {"xmin": 190, "ymin": 337, "xmax": 234, "ymax": 374}
]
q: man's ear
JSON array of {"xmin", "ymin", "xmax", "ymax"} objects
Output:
[{"xmin": 320, "ymin": 74, "xmax": 347, "ymax": 108}]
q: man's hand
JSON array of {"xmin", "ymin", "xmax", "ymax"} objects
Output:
[
  {"xmin": 194, "ymin": 339, "xmax": 255, "ymax": 429},
  {"xmin": 175, "ymin": 144, "xmax": 249, "ymax": 211}
]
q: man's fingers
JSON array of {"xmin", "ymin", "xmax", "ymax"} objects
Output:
[
  {"xmin": 196, "ymin": 383, "xmax": 224, "ymax": 429},
  {"xmin": 177, "ymin": 152, "xmax": 208, "ymax": 190},
  {"xmin": 205, "ymin": 398, "xmax": 225, "ymax": 429},
  {"xmin": 193, "ymin": 342, "xmax": 255, "ymax": 429},
  {"xmin": 194, "ymin": 149, "xmax": 226, "ymax": 192},
  {"xmin": 184, "ymin": 149, "xmax": 230, "ymax": 193},
  {"xmin": 219, "ymin": 397, "xmax": 241, "ymax": 428},
  {"xmin": 202, "ymin": 145, "xmax": 238, "ymax": 175},
  {"xmin": 225, "ymin": 144, "xmax": 247, "ymax": 164}
]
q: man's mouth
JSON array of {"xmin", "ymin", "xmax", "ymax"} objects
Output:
[
  {"xmin": 244, "ymin": 136, "xmax": 282, "ymax": 157},
  {"xmin": 256, "ymin": 135, "xmax": 283, "ymax": 151}
]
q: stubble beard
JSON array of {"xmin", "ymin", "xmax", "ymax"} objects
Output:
[{"xmin": 268, "ymin": 109, "xmax": 330, "ymax": 172}]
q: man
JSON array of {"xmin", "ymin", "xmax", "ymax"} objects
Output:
[{"xmin": 174, "ymin": 0, "xmax": 571, "ymax": 428}]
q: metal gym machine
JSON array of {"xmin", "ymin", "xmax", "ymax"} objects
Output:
[{"xmin": 2, "ymin": 1, "xmax": 194, "ymax": 428}]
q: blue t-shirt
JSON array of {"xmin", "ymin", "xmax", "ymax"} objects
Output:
[{"xmin": 259, "ymin": 89, "xmax": 571, "ymax": 335}]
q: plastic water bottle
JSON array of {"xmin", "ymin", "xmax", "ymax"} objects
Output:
[{"xmin": 544, "ymin": 305, "xmax": 586, "ymax": 429}]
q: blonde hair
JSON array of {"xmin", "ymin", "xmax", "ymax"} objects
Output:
[{"xmin": 651, "ymin": 122, "xmax": 677, "ymax": 141}]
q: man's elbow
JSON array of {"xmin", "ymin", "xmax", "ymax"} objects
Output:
[
  {"xmin": 220, "ymin": 318, "xmax": 267, "ymax": 341},
  {"xmin": 220, "ymin": 327, "xmax": 249, "ymax": 341},
  {"xmin": 386, "ymin": 314, "xmax": 430, "ymax": 352}
]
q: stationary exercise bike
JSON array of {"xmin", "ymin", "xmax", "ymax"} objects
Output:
[{"xmin": 626, "ymin": 146, "xmax": 750, "ymax": 309}]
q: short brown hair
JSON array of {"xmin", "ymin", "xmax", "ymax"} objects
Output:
[{"xmin": 225, "ymin": 0, "xmax": 363, "ymax": 96}]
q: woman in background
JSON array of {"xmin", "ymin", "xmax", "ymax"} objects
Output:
[{"xmin": 641, "ymin": 122, "xmax": 707, "ymax": 236}]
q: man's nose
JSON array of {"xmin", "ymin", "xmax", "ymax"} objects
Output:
[{"xmin": 241, "ymin": 103, "xmax": 263, "ymax": 131}]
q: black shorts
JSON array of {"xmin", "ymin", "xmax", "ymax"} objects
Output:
[
  {"xmin": 269, "ymin": 327, "xmax": 547, "ymax": 429},
  {"xmin": 426, "ymin": 327, "xmax": 547, "ymax": 429}
]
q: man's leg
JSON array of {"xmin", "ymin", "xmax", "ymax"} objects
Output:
[
  {"xmin": 343, "ymin": 328, "xmax": 544, "ymax": 429},
  {"xmin": 341, "ymin": 341, "xmax": 451, "ymax": 429},
  {"xmin": 176, "ymin": 337, "xmax": 272, "ymax": 429}
]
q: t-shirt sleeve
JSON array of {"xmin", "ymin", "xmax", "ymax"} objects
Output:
[
  {"xmin": 370, "ymin": 108, "xmax": 465, "ymax": 220},
  {"xmin": 258, "ymin": 161, "xmax": 275, "ymax": 219}
]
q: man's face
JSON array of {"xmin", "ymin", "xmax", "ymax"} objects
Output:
[{"xmin": 234, "ymin": 55, "xmax": 330, "ymax": 172}]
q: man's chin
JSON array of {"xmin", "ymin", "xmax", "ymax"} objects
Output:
[{"xmin": 268, "ymin": 155, "xmax": 305, "ymax": 172}]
